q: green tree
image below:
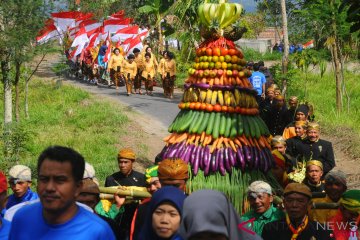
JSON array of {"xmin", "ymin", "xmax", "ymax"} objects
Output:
[
  {"xmin": 0, "ymin": 0, "xmax": 46, "ymax": 160},
  {"xmin": 138, "ymin": 0, "xmax": 174, "ymax": 52}
]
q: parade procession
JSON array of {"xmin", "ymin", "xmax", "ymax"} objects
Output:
[{"xmin": 0, "ymin": 0, "xmax": 359, "ymax": 239}]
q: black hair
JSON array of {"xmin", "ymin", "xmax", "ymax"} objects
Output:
[
  {"xmin": 145, "ymin": 47, "xmax": 152, "ymax": 53},
  {"xmin": 253, "ymin": 63, "xmax": 260, "ymax": 71},
  {"xmin": 258, "ymin": 61, "xmax": 264, "ymax": 67},
  {"xmin": 167, "ymin": 52, "xmax": 174, "ymax": 60},
  {"xmin": 133, "ymin": 48, "xmax": 140, "ymax": 54},
  {"xmin": 37, "ymin": 146, "xmax": 85, "ymax": 182},
  {"xmin": 127, "ymin": 54, "xmax": 135, "ymax": 60},
  {"xmin": 113, "ymin": 48, "xmax": 120, "ymax": 54},
  {"xmin": 145, "ymin": 52, "xmax": 151, "ymax": 58}
]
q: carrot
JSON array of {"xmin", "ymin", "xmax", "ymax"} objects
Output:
[
  {"xmin": 200, "ymin": 131, "xmax": 206, "ymax": 143},
  {"xmin": 208, "ymin": 78, "xmax": 214, "ymax": 86},
  {"xmin": 223, "ymin": 76, "xmax": 229, "ymax": 85},
  {"xmin": 175, "ymin": 132, "xmax": 188, "ymax": 143},
  {"xmin": 239, "ymin": 135, "xmax": 250, "ymax": 145},
  {"xmin": 223, "ymin": 138, "xmax": 230, "ymax": 148},
  {"xmin": 236, "ymin": 77, "xmax": 243, "ymax": 87},
  {"xmin": 210, "ymin": 138, "xmax": 219, "ymax": 153},
  {"xmin": 234, "ymin": 138, "xmax": 242, "ymax": 147},
  {"xmin": 205, "ymin": 134, "xmax": 213, "ymax": 145},
  {"xmin": 214, "ymin": 77, "xmax": 220, "ymax": 85},
  {"xmin": 257, "ymin": 137, "xmax": 266, "ymax": 148},
  {"xmin": 231, "ymin": 77, "xmax": 236, "ymax": 86},
  {"xmin": 195, "ymin": 134, "xmax": 201, "ymax": 145},
  {"xmin": 248, "ymin": 137, "xmax": 255, "ymax": 147},
  {"xmin": 217, "ymin": 136, "xmax": 224, "ymax": 149},
  {"xmin": 187, "ymin": 134, "xmax": 196, "ymax": 144},
  {"xmin": 163, "ymin": 133, "xmax": 173, "ymax": 142},
  {"xmin": 169, "ymin": 133, "xmax": 178, "ymax": 144},
  {"xmin": 229, "ymin": 139, "xmax": 237, "ymax": 152},
  {"xmin": 261, "ymin": 136, "xmax": 271, "ymax": 149},
  {"xmin": 253, "ymin": 137, "xmax": 261, "ymax": 150}
]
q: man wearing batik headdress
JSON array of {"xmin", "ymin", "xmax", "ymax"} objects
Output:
[
  {"xmin": 303, "ymin": 160, "xmax": 325, "ymax": 193},
  {"xmin": 286, "ymin": 120, "xmax": 307, "ymax": 158},
  {"xmin": 309, "ymin": 170, "xmax": 347, "ymax": 223},
  {"xmin": 329, "ymin": 190, "xmax": 360, "ymax": 240},
  {"xmin": 158, "ymin": 158, "xmax": 189, "ymax": 193},
  {"xmin": 284, "ymin": 96, "xmax": 299, "ymax": 123},
  {"xmin": 294, "ymin": 122, "xmax": 335, "ymax": 176}
]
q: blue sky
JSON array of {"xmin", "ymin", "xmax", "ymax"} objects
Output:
[{"xmin": 230, "ymin": 0, "xmax": 257, "ymax": 13}]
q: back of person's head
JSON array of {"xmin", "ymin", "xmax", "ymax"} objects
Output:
[
  {"xmin": 133, "ymin": 48, "xmax": 140, "ymax": 54},
  {"xmin": 37, "ymin": 146, "xmax": 85, "ymax": 182},
  {"xmin": 258, "ymin": 61, "xmax": 265, "ymax": 67},
  {"xmin": 168, "ymin": 52, "xmax": 174, "ymax": 60},
  {"xmin": 253, "ymin": 63, "xmax": 260, "ymax": 71}
]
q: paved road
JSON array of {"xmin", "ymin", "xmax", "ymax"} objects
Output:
[{"xmin": 37, "ymin": 56, "xmax": 181, "ymax": 128}]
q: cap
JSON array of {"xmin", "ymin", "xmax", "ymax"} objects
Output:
[
  {"xmin": 325, "ymin": 170, "xmax": 347, "ymax": 187},
  {"xmin": 296, "ymin": 104, "xmax": 310, "ymax": 116},
  {"xmin": 284, "ymin": 183, "xmax": 312, "ymax": 199},
  {"xmin": 83, "ymin": 162, "xmax": 96, "ymax": 179},
  {"xmin": 80, "ymin": 179, "xmax": 100, "ymax": 195},
  {"xmin": 118, "ymin": 148, "xmax": 136, "ymax": 161},
  {"xmin": 307, "ymin": 122, "xmax": 320, "ymax": 131},
  {"xmin": 9, "ymin": 165, "xmax": 32, "ymax": 181}
]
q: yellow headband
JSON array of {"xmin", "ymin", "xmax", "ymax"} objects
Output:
[
  {"xmin": 307, "ymin": 122, "xmax": 320, "ymax": 131},
  {"xmin": 295, "ymin": 121, "xmax": 307, "ymax": 127},
  {"xmin": 306, "ymin": 160, "xmax": 323, "ymax": 170},
  {"xmin": 271, "ymin": 136, "xmax": 286, "ymax": 146}
]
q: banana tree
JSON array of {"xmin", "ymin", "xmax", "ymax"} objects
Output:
[{"xmin": 138, "ymin": 0, "xmax": 173, "ymax": 53}]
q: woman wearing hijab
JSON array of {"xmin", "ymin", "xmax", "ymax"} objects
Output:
[
  {"xmin": 179, "ymin": 190, "xmax": 262, "ymax": 240},
  {"xmin": 138, "ymin": 186, "xmax": 186, "ymax": 240}
]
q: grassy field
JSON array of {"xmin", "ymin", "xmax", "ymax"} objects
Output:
[
  {"xmin": 286, "ymin": 68, "xmax": 360, "ymax": 156},
  {"xmin": 0, "ymin": 79, "xmax": 151, "ymax": 185}
]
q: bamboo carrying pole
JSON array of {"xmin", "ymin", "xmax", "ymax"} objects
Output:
[{"xmin": 99, "ymin": 187, "xmax": 151, "ymax": 199}]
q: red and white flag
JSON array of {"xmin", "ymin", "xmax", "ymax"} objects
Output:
[
  {"xmin": 103, "ymin": 33, "xmax": 112, "ymax": 63},
  {"xmin": 303, "ymin": 40, "xmax": 314, "ymax": 49},
  {"xmin": 111, "ymin": 25, "xmax": 139, "ymax": 42},
  {"xmin": 103, "ymin": 18, "xmax": 132, "ymax": 33},
  {"xmin": 124, "ymin": 36, "xmax": 143, "ymax": 54},
  {"xmin": 71, "ymin": 27, "xmax": 89, "ymax": 47},
  {"xmin": 36, "ymin": 24, "xmax": 61, "ymax": 44},
  {"xmin": 51, "ymin": 11, "xmax": 81, "ymax": 33},
  {"xmin": 138, "ymin": 28, "xmax": 149, "ymax": 40}
]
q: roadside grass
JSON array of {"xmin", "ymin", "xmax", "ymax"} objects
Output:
[{"xmin": 0, "ymin": 79, "xmax": 151, "ymax": 184}]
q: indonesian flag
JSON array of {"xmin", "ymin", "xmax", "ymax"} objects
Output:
[
  {"xmin": 124, "ymin": 36, "xmax": 143, "ymax": 54},
  {"xmin": 111, "ymin": 25, "xmax": 139, "ymax": 42},
  {"xmin": 303, "ymin": 40, "xmax": 314, "ymax": 49},
  {"xmin": 69, "ymin": 20, "xmax": 101, "ymax": 39},
  {"xmin": 103, "ymin": 33, "xmax": 112, "ymax": 63},
  {"xmin": 71, "ymin": 27, "xmax": 89, "ymax": 47},
  {"xmin": 138, "ymin": 28, "xmax": 149, "ymax": 40},
  {"xmin": 103, "ymin": 18, "xmax": 132, "ymax": 33},
  {"xmin": 75, "ymin": 12, "xmax": 93, "ymax": 25},
  {"xmin": 51, "ymin": 11, "xmax": 81, "ymax": 33},
  {"xmin": 87, "ymin": 32, "xmax": 100, "ymax": 49},
  {"xmin": 36, "ymin": 24, "xmax": 61, "ymax": 44}
]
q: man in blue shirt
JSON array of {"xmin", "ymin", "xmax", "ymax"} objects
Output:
[
  {"xmin": 6, "ymin": 165, "xmax": 38, "ymax": 209},
  {"xmin": 9, "ymin": 146, "xmax": 115, "ymax": 240},
  {"xmin": 249, "ymin": 63, "xmax": 266, "ymax": 103}
]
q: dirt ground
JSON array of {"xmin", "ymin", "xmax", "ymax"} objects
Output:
[{"xmin": 34, "ymin": 54, "xmax": 359, "ymax": 188}]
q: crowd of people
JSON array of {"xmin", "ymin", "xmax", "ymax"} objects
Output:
[
  {"xmin": 0, "ymin": 145, "xmax": 358, "ymax": 239},
  {"xmin": 69, "ymin": 39, "xmax": 177, "ymax": 99}
]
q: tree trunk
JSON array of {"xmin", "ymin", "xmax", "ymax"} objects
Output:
[
  {"xmin": 15, "ymin": 61, "xmax": 21, "ymax": 122},
  {"xmin": 158, "ymin": 15, "xmax": 163, "ymax": 53},
  {"xmin": 280, "ymin": 0, "xmax": 289, "ymax": 96},
  {"xmin": 1, "ymin": 57, "xmax": 13, "ymax": 161},
  {"xmin": 25, "ymin": 79, "xmax": 30, "ymax": 119}
]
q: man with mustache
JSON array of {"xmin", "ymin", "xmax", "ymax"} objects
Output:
[
  {"xmin": 262, "ymin": 183, "xmax": 334, "ymax": 240},
  {"xmin": 9, "ymin": 146, "xmax": 115, "ymax": 239},
  {"xmin": 241, "ymin": 181, "xmax": 284, "ymax": 235}
]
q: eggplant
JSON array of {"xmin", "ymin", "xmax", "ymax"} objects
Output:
[
  {"xmin": 259, "ymin": 149, "xmax": 266, "ymax": 172},
  {"xmin": 211, "ymin": 84, "xmax": 225, "ymax": 90},
  {"xmin": 198, "ymin": 146, "xmax": 205, "ymax": 171},
  {"xmin": 175, "ymin": 141, "xmax": 186, "ymax": 158},
  {"xmin": 229, "ymin": 148, "xmax": 236, "ymax": 167},
  {"xmin": 183, "ymin": 144, "xmax": 194, "ymax": 163},
  {"xmin": 224, "ymin": 147, "xmax": 232, "ymax": 174},
  {"xmin": 168, "ymin": 143, "xmax": 181, "ymax": 158},
  {"xmin": 190, "ymin": 145, "xmax": 198, "ymax": 165},
  {"xmin": 193, "ymin": 83, "xmax": 210, "ymax": 90},
  {"xmin": 219, "ymin": 148, "xmax": 226, "ymax": 176},
  {"xmin": 193, "ymin": 146, "xmax": 201, "ymax": 176},
  {"xmin": 163, "ymin": 144, "xmax": 175, "ymax": 159},
  {"xmin": 253, "ymin": 147, "xmax": 259, "ymax": 170},
  {"xmin": 179, "ymin": 144, "xmax": 188, "ymax": 160},
  {"xmin": 203, "ymin": 146, "xmax": 211, "ymax": 176},
  {"xmin": 243, "ymin": 146, "xmax": 252, "ymax": 166},
  {"xmin": 183, "ymin": 83, "xmax": 191, "ymax": 89},
  {"xmin": 236, "ymin": 147, "xmax": 246, "ymax": 171},
  {"xmin": 211, "ymin": 150, "xmax": 218, "ymax": 173},
  {"xmin": 158, "ymin": 146, "xmax": 168, "ymax": 160},
  {"xmin": 264, "ymin": 148, "xmax": 276, "ymax": 171}
]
